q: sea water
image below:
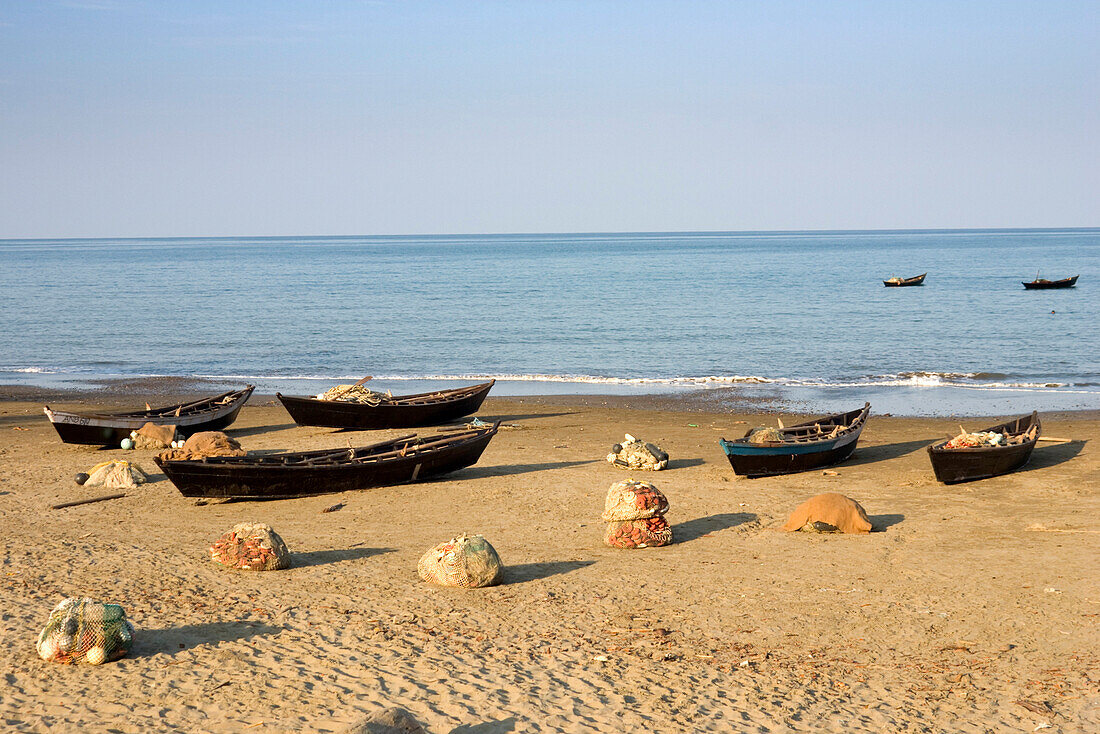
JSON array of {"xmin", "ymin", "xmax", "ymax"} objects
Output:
[{"xmin": 1, "ymin": 229, "xmax": 1097, "ymax": 415}]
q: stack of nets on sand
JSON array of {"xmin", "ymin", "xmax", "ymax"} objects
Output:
[
  {"xmin": 606, "ymin": 434, "xmax": 669, "ymax": 471},
  {"xmin": 37, "ymin": 597, "xmax": 135, "ymax": 665},
  {"xmin": 210, "ymin": 522, "xmax": 291, "ymax": 571},
  {"xmin": 602, "ymin": 479, "xmax": 673, "ymax": 548},
  {"xmin": 315, "ymin": 384, "xmax": 393, "ymax": 404},
  {"xmin": 83, "ymin": 460, "xmax": 148, "ymax": 489},
  {"xmin": 418, "ymin": 534, "xmax": 503, "ymax": 588}
]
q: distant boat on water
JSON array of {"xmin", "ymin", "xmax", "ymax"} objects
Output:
[
  {"xmin": 883, "ymin": 273, "xmax": 926, "ymax": 287},
  {"xmin": 1022, "ymin": 275, "xmax": 1078, "ymax": 290}
]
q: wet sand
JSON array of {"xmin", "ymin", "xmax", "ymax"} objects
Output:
[{"xmin": 1, "ymin": 391, "xmax": 1097, "ymax": 732}]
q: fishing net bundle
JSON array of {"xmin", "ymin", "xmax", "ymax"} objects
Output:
[
  {"xmin": 606, "ymin": 434, "xmax": 669, "ymax": 470},
  {"xmin": 315, "ymin": 384, "xmax": 393, "ymax": 404},
  {"xmin": 781, "ymin": 493, "xmax": 872, "ymax": 534},
  {"xmin": 209, "ymin": 522, "xmax": 291, "ymax": 571},
  {"xmin": 36, "ymin": 597, "xmax": 134, "ymax": 665},
  {"xmin": 604, "ymin": 516, "xmax": 673, "ymax": 549},
  {"xmin": 945, "ymin": 431, "xmax": 1005, "ymax": 449},
  {"xmin": 747, "ymin": 426, "xmax": 785, "ymax": 444},
  {"xmin": 83, "ymin": 461, "xmax": 148, "ymax": 489},
  {"xmin": 602, "ymin": 479, "xmax": 672, "ymax": 548},
  {"xmin": 158, "ymin": 431, "xmax": 246, "ymax": 461},
  {"xmin": 129, "ymin": 422, "xmax": 178, "ymax": 449},
  {"xmin": 601, "ymin": 479, "xmax": 670, "ymax": 522},
  {"xmin": 417, "ymin": 534, "xmax": 502, "ymax": 588}
]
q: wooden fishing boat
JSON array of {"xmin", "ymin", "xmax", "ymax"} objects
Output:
[
  {"xmin": 1022, "ymin": 275, "xmax": 1078, "ymax": 290},
  {"xmin": 155, "ymin": 423, "xmax": 500, "ymax": 499},
  {"xmin": 719, "ymin": 403, "xmax": 871, "ymax": 477},
  {"xmin": 276, "ymin": 380, "xmax": 494, "ymax": 429},
  {"xmin": 44, "ymin": 385, "xmax": 254, "ymax": 446},
  {"xmin": 927, "ymin": 412, "xmax": 1040, "ymax": 484},
  {"xmin": 883, "ymin": 273, "xmax": 927, "ymax": 287}
]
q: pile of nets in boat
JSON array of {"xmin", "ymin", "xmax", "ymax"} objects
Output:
[
  {"xmin": 945, "ymin": 431, "xmax": 1005, "ymax": 449},
  {"xmin": 37, "ymin": 597, "xmax": 134, "ymax": 665},
  {"xmin": 83, "ymin": 460, "xmax": 148, "ymax": 489},
  {"xmin": 209, "ymin": 522, "xmax": 291, "ymax": 571},
  {"xmin": 606, "ymin": 434, "xmax": 669, "ymax": 470},
  {"xmin": 418, "ymin": 534, "xmax": 502, "ymax": 588},
  {"xmin": 129, "ymin": 422, "xmax": 178, "ymax": 450},
  {"xmin": 315, "ymin": 384, "xmax": 394, "ymax": 404},
  {"xmin": 602, "ymin": 479, "xmax": 672, "ymax": 548},
  {"xmin": 782, "ymin": 493, "xmax": 872, "ymax": 534},
  {"xmin": 158, "ymin": 431, "xmax": 246, "ymax": 461},
  {"xmin": 747, "ymin": 426, "xmax": 785, "ymax": 444}
]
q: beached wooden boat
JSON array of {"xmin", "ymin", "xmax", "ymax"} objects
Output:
[
  {"xmin": 155, "ymin": 423, "xmax": 500, "ymax": 499},
  {"xmin": 1022, "ymin": 275, "xmax": 1078, "ymax": 290},
  {"xmin": 44, "ymin": 386, "xmax": 254, "ymax": 446},
  {"xmin": 927, "ymin": 412, "xmax": 1040, "ymax": 484},
  {"xmin": 883, "ymin": 273, "xmax": 927, "ymax": 287},
  {"xmin": 718, "ymin": 403, "xmax": 871, "ymax": 477},
  {"xmin": 276, "ymin": 380, "xmax": 494, "ymax": 429}
]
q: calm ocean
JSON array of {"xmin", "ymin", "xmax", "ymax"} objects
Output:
[{"xmin": 2, "ymin": 229, "xmax": 1097, "ymax": 415}]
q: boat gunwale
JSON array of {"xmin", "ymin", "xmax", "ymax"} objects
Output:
[
  {"xmin": 721, "ymin": 403, "xmax": 870, "ymax": 450},
  {"xmin": 276, "ymin": 380, "xmax": 494, "ymax": 408},
  {"xmin": 155, "ymin": 424, "xmax": 500, "ymax": 470},
  {"xmin": 44, "ymin": 386, "xmax": 254, "ymax": 423}
]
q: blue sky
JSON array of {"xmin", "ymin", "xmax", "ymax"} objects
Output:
[{"xmin": 1, "ymin": 1, "xmax": 1097, "ymax": 237}]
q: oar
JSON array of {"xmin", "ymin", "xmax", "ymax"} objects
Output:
[{"xmin": 330, "ymin": 375, "xmax": 373, "ymax": 400}]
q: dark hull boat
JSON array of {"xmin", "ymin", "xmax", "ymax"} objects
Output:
[
  {"xmin": 719, "ymin": 403, "xmax": 871, "ymax": 477},
  {"xmin": 277, "ymin": 380, "xmax": 494, "ymax": 430},
  {"xmin": 883, "ymin": 273, "xmax": 927, "ymax": 287},
  {"xmin": 44, "ymin": 386, "xmax": 254, "ymax": 446},
  {"xmin": 927, "ymin": 412, "xmax": 1040, "ymax": 484},
  {"xmin": 1022, "ymin": 275, "xmax": 1078, "ymax": 290},
  {"xmin": 155, "ymin": 423, "xmax": 500, "ymax": 499}
]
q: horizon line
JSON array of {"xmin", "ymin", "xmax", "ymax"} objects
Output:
[{"xmin": 2, "ymin": 225, "xmax": 1099, "ymax": 243}]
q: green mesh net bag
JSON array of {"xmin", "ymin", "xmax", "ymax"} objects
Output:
[
  {"xmin": 601, "ymin": 479, "xmax": 670, "ymax": 522},
  {"xmin": 417, "ymin": 533, "xmax": 502, "ymax": 588},
  {"xmin": 37, "ymin": 597, "xmax": 134, "ymax": 665},
  {"xmin": 604, "ymin": 516, "xmax": 673, "ymax": 549},
  {"xmin": 209, "ymin": 522, "xmax": 292, "ymax": 571}
]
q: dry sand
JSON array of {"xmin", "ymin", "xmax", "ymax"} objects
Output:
[{"xmin": 0, "ymin": 393, "xmax": 1097, "ymax": 733}]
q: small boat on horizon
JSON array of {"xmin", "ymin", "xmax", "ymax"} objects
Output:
[
  {"xmin": 1022, "ymin": 275, "xmax": 1078, "ymax": 290},
  {"xmin": 883, "ymin": 273, "xmax": 927, "ymax": 287},
  {"xmin": 155, "ymin": 422, "xmax": 500, "ymax": 499},
  {"xmin": 277, "ymin": 380, "xmax": 495, "ymax": 429},
  {"xmin": 719, "ymin": 403, "xmax": 870, "ymax": 477},
  {"xmin": 44, "ymin": 385, "xmax": 254, "ymax": 446},
  {"xmin": 927, "ymin": 412, "xmax": 1040, "ymax": 483}
]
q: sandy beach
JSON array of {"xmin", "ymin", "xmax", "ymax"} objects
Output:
[{"xmin": 1, "ymin": 391, "xmax": 1097, "ymax": 733}]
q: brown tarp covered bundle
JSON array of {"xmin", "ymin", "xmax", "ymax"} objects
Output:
[
  {"xmin": 782, "ymin": 492, "xmax": 873, "ymax": 534},
  {"xmin": 132, "ymin": 422, "xmax": 177, "ymax": 449},
  {"xmin": 158, "ymin": 431, "xmax": 245, "ymax": 461}
]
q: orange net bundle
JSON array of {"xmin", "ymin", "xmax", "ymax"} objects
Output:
[
  {"xmin": 605, "ymin": 516, "xmax": 673, "ymax": 548},
  {"xmin": 209, "ymin": 522, "xmax": 291, "ymax": 571}
]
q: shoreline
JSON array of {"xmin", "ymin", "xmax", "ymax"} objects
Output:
[{"xmin": 4, "ymin": 377, "xmax": 1100, "ymax": 421}]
